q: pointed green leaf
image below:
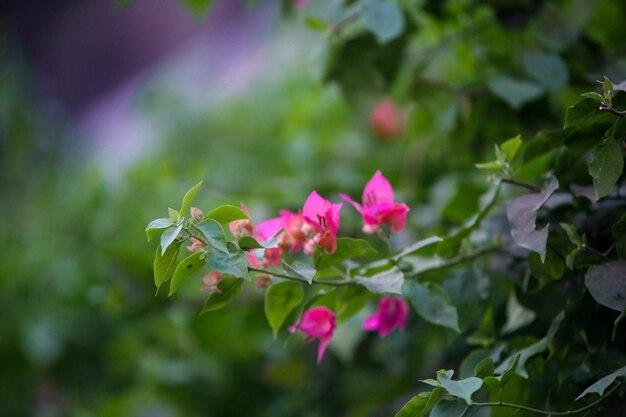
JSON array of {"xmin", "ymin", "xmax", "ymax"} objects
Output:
[
  {"xmin": 394, "ymin": 388, "xmax": 444, "ymax": 417},
  {"xmin": 576, "ymin": 365, "xmax": 626, "ymax": 400},
  {"xmin": 403, "ymin": 281, "xmax": 460, "ymax": 332},
  {"xmin": 169, "ymin": 251, "xmax": 205, "ymax": 296},
  {"xmin": 265, "ymin": 281, "xmax": 304, "ymax": 338},
  {"xmin": 160, "ymin": 224, "xmax": 182, "ymax": 255},
  {"xmin": 501, "ymin": 134, "xmax": 523, "ymax": 161},
  {"xmin": 283, "ymin": 261, "xmax": 316, "ymax": 285},
  {"xmin": 305, "ymin": 16, "xmax": 328, "ymax": 31},
  {"xmin": 206, "ymin": 242, "xmax": 249, "ymax": 279},
  {"xmin": 238, "ymin": 235, "xmax": 280, "ymax": 251},
  {"xmin": 180, "ymin": 180, "xmax": 203, "ymax": 217},
  {"xmin": 201, "ymin": 277, "xmax": 244, "ymax": 313},
  {"xmin": 581, "ymin": 92, "xmax": 604, "ymax": 102},
  {"xmin": 195, "ymin": 218, "xmax": 228, "ymax": 253},
  {"xmin": 356, "ymin": 267, "xmax": 404, "ymax": 294},
  {"xmin": 168, "ymin": 207, "xmax": 180, "ymax": 222},
  {"xmin": 474, "ymin": 357, "xmax": 494, "ymax": 379},
  {"xmin": 146, "ymin": 218, "xmax": 174, "ymax": 241},
  {"xmin": 430, "ymin": 399, "xmax": 469, "ymax": 417},
  {"xmin": 314, "ymin": 238, "xmax": 375, "ymax": 270},
  {"xmin": 205, "ymin": 205, "xmax": 250, "ymax": 224},
  {"xmin": 154, "ymin": 242, "xmax": 182, "ymax": 288},
  {"xmin": 438, "ymin": 375, "xmax": 482, "ymax": 405},
  {"xmin": 589, "ymin": 138, "xmax": 623, "ymax": 199}
]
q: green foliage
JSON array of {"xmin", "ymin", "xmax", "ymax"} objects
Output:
[
  {"xmin": 314, "ymin": 238, "xmax": 375, "ymax": 270},
  {"xmin": 201, "ymin": 277, "xmax": 244, "ymax": 313},
  {"xmin": 403, "ymin": 281, "xmax": 460, "ymax": 333},
  {"xmin": 205, "ymin": 242, "xmax": 249, "ymax": 279},
  {"xmin": 265, "ymin": 281, "xmax": 304, "ymax": 337},
  {"xmin": 356, "ymin": 267, "xmax": 404, "ymax": 294},
  {"xmin": 584, "ymin": 262, "xmax": 626, "ymax": 312},
  {"xmin": 169, "ymin": 251, "xmax": 205, "ymax": 296},
  {"xmin": 154, "ymin": 242, "xmax": 182, "ymax": 288},
  {"xmin": 205, "ymin": 205, "xmax": 249, "ymax": 224},
  {"xmin": 194, "ymin": 218, "xmax": 228, "ymax": 253},
  {"xmin": 589, "ymin": 138, "xmax": 624, "ymax": 199},
  {"xmin": 361, "ymin": 0, "xmax": 405, "ymax": 44}
]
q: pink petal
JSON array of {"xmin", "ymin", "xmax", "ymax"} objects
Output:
[
  {"xmin": 363, "ymin": 313, "xmax": 381, "ymax": 331},
  {"xmin": 303, "ymin": 191, "xmax": 331, "ymax": 228},
  {"xmin": 317, "ymin": 335, "xmax": 331, "ymax": 364},
  {"xmin": 339, "ymin": 193, "xmax": 364, "ymax": 215},
  {"xmin": 363, "ymin": 171, "xmax": 395, "ymax": 206},
  {"xmin": 378, "ymin": 203, "xmax": 410, "ymax": 232},
  {"xmin": 255, "ymin": 217, "xmax": 285, "ymax": 240}
]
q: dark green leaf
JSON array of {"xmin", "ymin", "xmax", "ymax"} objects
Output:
[
  {"xmin": 314, "ymin": 238, "xmax": 375, "ymax": 270},
  {"xmin": 575, "ymin": 365, "xmax": 626, "ymax": 400},
  {"xmin": 283, "ymin": 261, "xmax": 316, "ymax": 285},
  {"xmin": 169, "ymin": 251, "xmax": 205, "ymax": 296},
  {"xmin": 146, "ymin": 218, "xmax": 174, "ymax": 241},
  {"xmin": 154, "ymin": 242, "xmax": 182, "ymax": 288},
  {"xmin": 603, "ymin": 75, "xmax": 615, "ymax": 102},
  {"xmin": 430, "ymin": 399, "xmax": 469, "ymax": 417},
  {"xmin": 521, "ymin": 52, "xmax": 568, "ymax": 91},
  {"xmin": 559, "ymin": 223, "xmax": 581, "ymax": 246},
  {"xmin": 612, "ymin": 214, "xmax": 626, "ymax": 259},
  {"xmin": 264, "ymin": 281, "xmax": 304, "ymax": 338},
  {"xmin": 394, "ymin": 388, "xmax": 444, "ymax": 417},
  {"xmin": 201, "ymin": 277, "xmax": 244, "ymax": 313},
  {"xmin": 487, "ymin": 75, "xmax": 544, "ymax": 109},
  {"xmin": 180, "ymin": 180, "xmax": 203, "ymax": 218},
  {"xmin": 528, "ymin": 248, "xmax": 565, "ymax": 287},
  {"xmin": 160, "ymin": 224, "xmax": 182, "ymax": 255},
  {"xmin": 361, "ymin": 0, "xmax": 405, "ymax": 44},
  {"xmin": 584, "ymin": 261, "xmax": 626, "ymax": 312},
  {"xmin": 205, "ymin": 205, "xmax": 250, "ymax": 224},
  {"xmin": 581, "ymin": 92, "xmax": 604, "ymax": 102},
  {"xmin": 206, "ymin": 242, "xmax": 249, "ymax": 279},
  {"xmin": 589, "ymin": 138, "xmax": 623, "ymax": 199},
  {"xmin": 393, "ymin": 236, "xmax": 442, "ymax": 260},
  {"xmin": 356, "ymin": 267, "xmax": 404, "ymax": 294},
  {"xmin": 195, "ymin": 219, "xmax": 228, "ymax": 253},
  {"xmin": 495, "ymin": 312, "xmax": 564, "ymax": 378},
  {"xmin": 403, "ymin": 281, "xmax": 460, "ymax": 332},
  {"xmin": 474, "ymin": 357, "xmax": 494, "ymax": 379},
  {"xmin": 506, "ymin": 176, "xmax": 558, "ymax": 262}
]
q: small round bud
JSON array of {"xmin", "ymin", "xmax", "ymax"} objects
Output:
[
  {"xmin": 370, "ymin": 98, "xmax": 405, "ymax": 141},
  {"xmin": 190, "ymin": 207, "xmax": 204, "ymax": 222},
  {"xmin": 255, "ymin": 275, "xmax": 272, "ymax": 289}
]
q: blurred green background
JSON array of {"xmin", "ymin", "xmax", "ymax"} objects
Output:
[{"xmin": 1, "ymin": 0, "xmax": 625, "ymax": 416}]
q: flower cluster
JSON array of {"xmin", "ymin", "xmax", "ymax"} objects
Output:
[{"xmin": 290, "ymin": 296, "xmax": 409, "ymax": 363}]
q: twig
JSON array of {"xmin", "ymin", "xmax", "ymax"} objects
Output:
[
  {"xmin": 405, "ymin": 246, "xmax": 499, "ymax": 279},
  {"xmin": 599, "ymin": 104, "xmax": 626, "ymax": 117},
  {"xmin": 248, "ymin": 267, "xmax": 356, "ymax": 286},
  {"xmin": 501, "ymin": 178, "xmax": 542, "ymax": 193}
]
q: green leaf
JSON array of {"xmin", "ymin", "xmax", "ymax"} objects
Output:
[
  {"xmin": 264, "ymin": 281, "xmax": 304, "ymax": 338},
  {"xmin": 169, "ymin": 251, "xmax": 205, "ymax": 296},
  {"xmin": 612, "ymin": 214, "xmax": 626, "ymax": 259},
  {"xmin": 314, "ymin": 238, "xmax": 375, "ymax": 270},
  {"xmin": 487, "ymin": 75, "xmax": 544, "ymax": 109},
  {"xmin": 474, "ymin": 357, "xmax": 494, "ymax": 379},
  {"xmin": 393, "ymin": 236, "xmax": 442, "ymax": 260},
  {"xmin": 160, "ymin": 224, "xmax": 183, "ymax": 255},
  {"xmin": 205, "ymin": 242, "xmax": 249, "ymax": 279},
  {"xmin": 194, "ymin": 219, "xmax": 228, "ymax": 253},
  {"xmin": 146, "ymin": 218, "xmax": 174, "ymax": 241},
  {"xmin": 305, "ymin": 16, "xmax": 328, "ymax": 31},
  {"xmin": 168, "ymin": 207, "xmax": 180, "ymax": 222},
  {"xmin": 430, "ymin": 399, "xmax": 469, "ymax": 417},
  {"xmin": 560, "ymin": 223, "xmax": 581, "ymax": 246},
  {"xmin": 205, "ymin": 205, "xmax": 250, "ymax": 224},
  {"xmin": 361, "ymin": 0, "xmax": 405, "ymax": 44},
  {"xmin": 394, "ymin": 388, "xmax": 444, "ymax": 417},
  {"xmin": 495, "ymin": 311, "xmax": 564, "ymax": 378},
  {"xmin": 584, "ymin": 261, "xmax": 626, "ymax": 312},
  {"xmin": 180, "ymin": 0, "xmax": 214, "ymax": 14},
  {"xmin": 403, "ymin": 281, "xmax": 460, "ymax": 332},
  {"xmin": 528, "ymin": 248, "xmax": 565, "ymax": 288},
  {"xmin": 437, "ymin": 375, "xmax": 482, "ymax": 405},
  {"xmin": 565, "ymin": 247, "xmax": 581, "ymax": 270},
  {"xmin": 501, "ymin": 292, "xmax": 536, "ymax": 334},
  {"xmin": 506, "ymin": 176, "xmax": 558, "ymax": 262},
  {"xmin": 521, "ymin": 52, "xmax": 568, "ymax": 92},
  {"xmin": 154, "ymin": 242, "xmax": 182, "ymax": 288},
  {"xmin": 180, "ymin": 180, "xmax": 203, "ymax": 218},
  {"xmin": 589, "ymin": 138, "xmax": 623, "ymax": 199},
  {"xmin": 603, "ymin": 75, "xmax": 615, "ymax": 102},
  {"xmin": 581, "ymin": 92, "xmax": 604, "ymax": 102},
  {"xmin": 575, "ymin": 365, "xmax": 626, "ymax": 400},
  {"xmin": 283, "ymin": 261, "xmax": 316, "ymax": 285},
  {"xmin": 238, "ymin": 235, "xmax": 280, "ymax": 251},
  {"xmin": 356, "ymin": 267, "xmax": 404, "ymax": 294},
  {"xmin": 501, "ymin": 134, "xmax": 523, "ymax": 161},
  {"xmin": 201, "ymin": 277, "xmax": 244, "ymax": 313},
  {"xmin": 483, "ymin": 355, "xmax": 521, "ymax": 390},
  {"xmin": 475, "ymin": 160, "xmax": 505, "ymax": 171}
]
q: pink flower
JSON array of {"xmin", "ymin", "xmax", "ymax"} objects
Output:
[
  {"xmin": 229, "ymin": 203, "xmax": 254, "ymax": 238},
  {"xmin": 370, "ymin": 98, "xmax": 404, "ymax": 141},
  {"xmin": 251, "ymin": 216, "xmax": 284, "ymax": 267},
  {"xmin": 302, "ymin": 191, "xmax": 342, "ymax": 255},
  {"xmin": 187, "ymin": 237, "xmax": 205, "ymax": 252},
  {"xmin": 200, "ymin": 272, "xmax": 223, "ymax": 292},
  {"xmin": 340, "ymin": 171, "xmax": 410, "ymax": 234},
  {"xmin": 290, "ymin": 306, "xmax": 336, "ymax": 364},
  {"xmin": 279, "ymin": 210, "xmax": 306, "ymax": 252},
  {"xmin": 363, "ymin": 296, "xmax": 409, "ymax": 338}
]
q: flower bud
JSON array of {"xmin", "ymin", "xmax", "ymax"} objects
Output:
[
  {"xmin": 190, "ymin": 207, "xmax": 204, "ymax": 222},
  {"xmin": 255, "ymin": 275, "xmax": 272, "ymax": 289},
  {"xmin": 370, "ymin": 98, "xmax": 405, "ymax": 141}
]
